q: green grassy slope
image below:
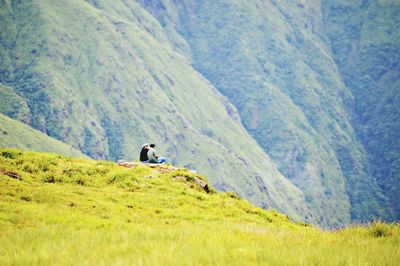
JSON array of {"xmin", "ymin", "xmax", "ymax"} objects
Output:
[
  {"xmin": 0, "ymin": 113, "xmax": 86, "ymax": 158},
  {"xmin": 0, "ymin": 149, "xmax": 399, "ymax": 265},
  {"xmin": 138, "ymin": 0, "xmax": 391, "ymax": 225},
  {"xmin": 0, "ymin": 0, "xmax": 312, "ymax": 221},
  {"xmin": 322, "ymin": 0, "xmax": 400, "ymax": 220}
]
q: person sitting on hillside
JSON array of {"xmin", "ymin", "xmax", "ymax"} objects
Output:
[
  {"xmin": 147, "ymin": 143, "xmax": 167, "ymax": 164},
  {"xmin": 139, "ymin": 143, "xmax": 149, "ymax": 163}
]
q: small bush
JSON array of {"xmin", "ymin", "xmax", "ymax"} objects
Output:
[
  {"xmin": 185, "ymin": 175, "xmax": 195, "ymax": 182},
  {"xmin": 86, "ymin": 166, "xmax": 110, "ymax": 176},
  {"xmin": 49, "ymin": 160, "xmax": 58, "ymax": 166},
  {"xmin": 63, "ymin": 166, "xmax": 84, "ymax": 177},
  {"xmin": 38, "ymin": 162, "xmax": 50, "ymax": 172},
  {"xmin": 169, "ymin": 170, "xmax": 197, "ymax": 182},
  {"xmin": 74, "ymin": 178, "xmax": 86, "ymax": 186},
  {"xmin": 20, "ymin": 195, "xmax": 32, "ymax": 201},
  {"xmin": 63, "ymin": 167, "xmax": 91, "ymax": 185},
  {"xmin": 1, "ymin": 150, "xmax": 21, "ymax": 159},
  {"xmin": 22, "ymin": 163, "xmax": 39, "ymax": 174},
  {"xmin": 42, "ymin": 174, "xmax": 56, "ymax": 183},
  {"xmin": 15, "ymin": 158, "xmax": 25, "ymax": 165},
  {"xmin": 369, "ymin": 221, "xmax": 393, "ymax": 237}
]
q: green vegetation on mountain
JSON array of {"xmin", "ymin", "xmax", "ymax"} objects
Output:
[
  {"xmin": 138, "ymin": 0, "xmax": 399, "ymax": 225},
  {"xmin": 0, "ymin": 0, "xmax": 313, "ymax": 223},
  {"xmin": 1, "ymin": 149, "xmax": 399, "ymax": 265},
  {"xmin": 139, "ymin": 0, "xmax": 355, "ymax": 226},
  {"xmin": 322, "ymin": 0, "xmax": 400, "ymax": 220},
  {"xmin": 0, "ymin": 113, "xmax": 86, "ymax": 158}
]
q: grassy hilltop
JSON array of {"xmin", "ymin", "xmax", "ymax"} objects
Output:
[{"xmin": 0, "ymin": 149, "xmax": 399, "ymax": 265}]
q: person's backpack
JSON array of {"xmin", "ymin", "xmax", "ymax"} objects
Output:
[{"xmin": 140, "ymin": 147, "xmax": 148, "ymax": 161}]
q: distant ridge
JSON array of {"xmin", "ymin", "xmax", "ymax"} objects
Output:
[{"xmin": 0, "ymin": 113, "xmax": 87, "ymax": 158}]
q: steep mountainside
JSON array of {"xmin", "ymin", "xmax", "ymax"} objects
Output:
[
  {"xmin": 0, "ymin": 113, "xmax": 86, "ymax": 158},
  {"xmin": 138, "ymin": 0, "xmax": 397, "ymax": 224},
  {"xmin": 322, "ymin": 0, "xmax": 400, "ymax": 219},
  {"xmin": 0, "ymin": 0, "xmax": 312, "ymax": 222}
]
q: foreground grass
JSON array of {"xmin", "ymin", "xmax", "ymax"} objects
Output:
[{"xmin": 0, "ymin": 149, "xmax": 399, "ymax": 265}]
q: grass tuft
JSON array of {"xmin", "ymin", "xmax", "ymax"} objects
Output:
[
  {"xmin": 369, "ymin": 221, "xmax": 393, "ymax": 238},
  {"xmin": 42, "ymin": 174, "xmax": 56, "ymax": 183},
  {"xmin": 20, "ymin": 195, "xmax": 32, "ymax": 202}
]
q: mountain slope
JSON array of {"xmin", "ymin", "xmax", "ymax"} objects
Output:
[
  {"xmin": 0, "ymin": 149, "xmax": 399, "ymax": 265},
  {"xmin": 137, "ymin": 0, "xmax": 397, "ymax": 224},
  {"xmin": 322, "ymin": 0, "xmax": 400, "ymax": 220},
  {"xmin": 0, "ymin": 113, "xmax": 86, "ymax": 158},
  {"xmin": 0, "ymin": 0, "xmax": 311, "ymax": 221}
]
